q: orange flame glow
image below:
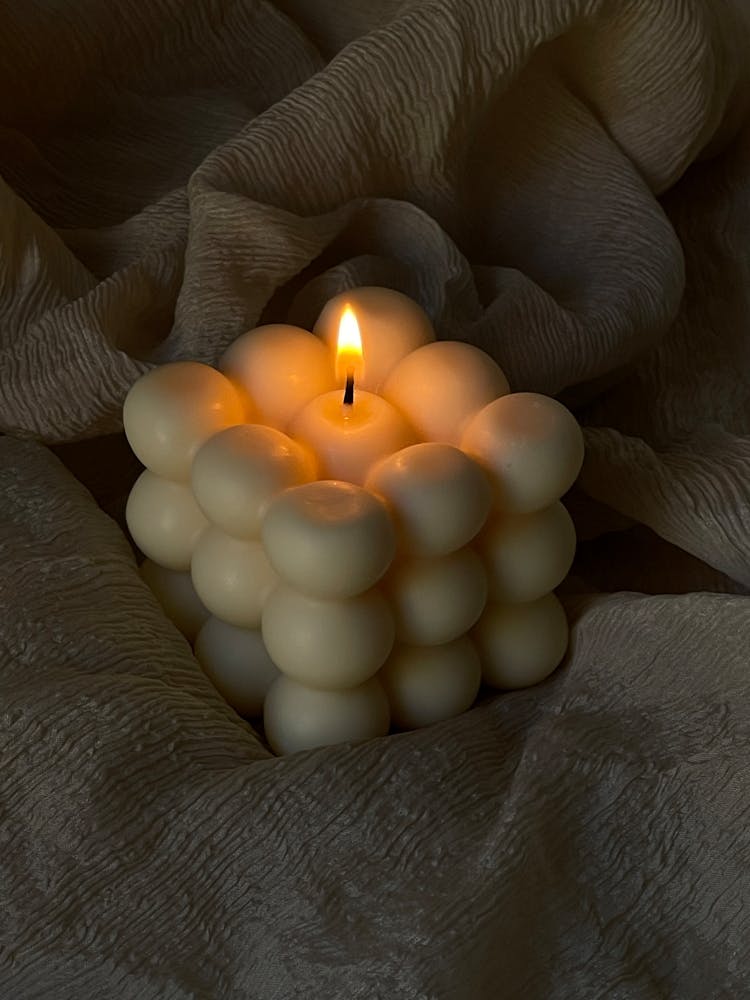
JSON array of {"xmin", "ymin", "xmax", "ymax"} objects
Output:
[{"xmin": 336, "ymin": 305, "xmax": 364, "ymax": 383}]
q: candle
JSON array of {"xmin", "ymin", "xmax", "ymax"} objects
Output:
[
  {"xmin": 126, "ymin": 471, "xmax": 208, "ymax": 571},
  {"xmin": 379, "ymin": 637, "xmax": 482, "ymax": 730},
  {"xmin": 194, "ymin": 617, "xmax": 280, "ymax": 717},
  {"xmin": 481, "ymin": 502, "xmax": 576, "ymax": 603},
  {"xmin": 385, "ymin": 548, "xmax": 487, "ymax": 646},
  {"xmin": 191, "ymin": 424, "xmax": 317, "ymax": 540},
  {"xmin": 314, "ymin": 286, "xmax": 435, "ymax": 391},
  {"xmin": 474, "ymin": 593, "xmax": 569, "ymax": 689},
  {"xmin": 263, "ymin": 675, "xmax": 390, "ymax": 756},
  {"xmin": 261, "ymin": 583, "xmax": 395, "ymax": 689},
  {"xmin": 261, "ymin": 480, "xmax": 395, "ymax": 598},
  {"xmin": 461, "ymin": 392, "xmax": 584, "ymax": 513},
  {"xmin": 383, "ymin": 341, "xmax": 510, "ymax": 446},
  {"xmin": 220, "ymin": 324, "xmax": 335, "ymax": 430},
  {"xmin": 289, "ymin": 307, "xmax": 417, "ymax": 485},
  {"xmin": 365, "ymin": 442, "xmax": 491, "ymax": 556},
  {"xmin": 122, "ymin": 286, "xmax": 584, "ymax": 756},
  {"xmin": 139, "ymin": 560, "xmax": 209, "ymax": 642},
  {"xmin": 123, "ymin": 361, "xmax": 246, "ymax": 482},
  {"xmin": 191, "ymin": 527, "xmax": 279, "ymax": 628}
]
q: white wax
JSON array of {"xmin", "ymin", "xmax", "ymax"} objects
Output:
[
  {"xmin": 383, "ymin": 341, "xmax": 510, "ymax": 445},
  {"xmin": 194, "ymin": 617, "xmax": 280, "ymax": 717},
  {"xmin": 379, "ymin": 637, "xmax": 482, "ymax": 730},
  {"xmin": 461, "ymin": 392, "xmax": 584, "ymax": 513},
  {"xmin": 261, "ymin": 584, "xmax": 394, "ymax": 689},
  {"xmin": 220, "ymin": 324, "xmax": 335, "ymax": 430},
  {"xmin": 263, "ymin": 675, "xmax": 390, "ymax": 756},
  {"xmin": 123, "ymin": 361, "xmax": 246, "ymax": 482},
  {"xmin": 191, "ymin": 424, "xmax": 317, "ymax": 540},
  {"xmin": 481, "ymin": 502, "xmax": 576, "ymax": 603},
  {"xmin": 262, "ymin": 480, "xmax": 395, "ymax": 598},
  {"xmin": 289, "ymin": 389, "xmax": 416, "ymax": 486},
  {"xmin": 365, "ymin": 443, "xmax": 491, "ymax": 556},
  {"xmin": 139, "ymin": 559, "xmax": 209, "ymax": 641},
  {"xmin": 386, "ymin": 548, "xmax": 487, "ymax": 646},
  {"xmin": 126, "ymin": 470, "xmax": 208, "ymax": 571},
  {"xmin": 474, "ymin": 594, "xmax": 569, "ymax": 689},
  {"xmin": 313, "ymin": 286, "xmax": 435, "ymax": 392},
  {"xmin": 191, "ymin": 527, "xmax": 279, "ymax": 628}
]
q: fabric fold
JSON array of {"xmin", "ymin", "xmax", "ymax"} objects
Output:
[{"xmin": 2, "ymin": 0, "xmax": 750, "ymax": 995}]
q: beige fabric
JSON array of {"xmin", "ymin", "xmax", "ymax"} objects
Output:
[{"xmin": 1, "ymin": 0, "xmax": 750, "ymax": 996}]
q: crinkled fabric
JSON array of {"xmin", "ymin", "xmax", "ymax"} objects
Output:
[{"xmin": 1, "ymin": 0, "xmax": 749, "ymax": 997}]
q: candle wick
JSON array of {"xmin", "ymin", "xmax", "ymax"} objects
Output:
[{"xmin": 343, "ymin": 370, "xmax": 354, "ymax": 406}]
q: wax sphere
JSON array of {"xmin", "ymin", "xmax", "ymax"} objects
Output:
[
  {"xmin": 366, "ymin": 443, "xmax": 491, "ymax": 556},
  {"xmin": 126, "ymin": 471, "xmax": 208, "ymax": 571},
  {"xmin": 482, "ymin": 503, "xmax": 576, "ymax": 603},
  {"xmin": 194, "ymin": 617, "xmax": 280, "ymax": 716},
  {"xmin": 386, "ymin": 548, "xmax": 487, "ymax": 646},
  {"xmin": 461, "ymin": 393, "xmax": 584, "ymax": 513},
  {"xmin": 220, "ymin": 324, "xmax": 335, "ymax": 430},
  {"xmin": 192, "ymin": 424, "xmax": 316, "ymax": 540},
  {"xmin": 314, "ymin": 286, "xmax": 435, "ymax": 391},
  {"xmin": 191, "ymin": 527, "xmax": 278, "ymax": 628},
  {"xmin": 380, "ymin": 637, "xmax": 482, "ymax": 730},
  {"xmin": 474, "ymin": 594, "xmax": 569, "ymax": 689},
  {"xmin": 262, "ymin": 481, "xmax": 395, "ymax": 598},
  {"xmin": 264, "ymin": 675, "xmax": 390, "ymax": 755},
  {"xmin": 123, "ymin": 362, "xmax": 245, "ymax": 482},
  {"xmin": 383, "ymin": 341, "xmax": 509, "ymax": 445},
  {"xmin": 139, "ymin": 560, "xmax": 209, "ymax": 641},
  {"xmin": 290, "ymin": 390, "xmax": 416, "ymax": 486},
  {"xmin": 262, "ymin": 584, "xmax": 394, "ymax": 689}
]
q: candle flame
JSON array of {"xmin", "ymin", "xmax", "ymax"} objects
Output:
[{"xmin": 336, "ymin": 305, "xmax": 364, "ymax": 383}]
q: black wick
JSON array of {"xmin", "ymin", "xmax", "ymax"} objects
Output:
[{"xmin": 343, "ymin": 371, "xmax": 354, "ymax": 406}]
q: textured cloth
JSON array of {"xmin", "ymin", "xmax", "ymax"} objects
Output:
[{"xmin": 2, "ymin": 0, "xmax": 750, "ymax": 996}]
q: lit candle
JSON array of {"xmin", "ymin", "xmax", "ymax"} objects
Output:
[
  {"xmin": 289, "ymin": 307, "xmax": 416, "ymax": 485},
  {"xmin": 123, "ymin": 287, "xmax": 584, "ymax": 757}
]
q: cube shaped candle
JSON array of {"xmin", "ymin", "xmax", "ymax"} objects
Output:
[{"xmin": 125, "ymin": 287, "xmax": 584, "ymax": 755}]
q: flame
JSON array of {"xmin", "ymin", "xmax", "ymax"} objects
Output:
[{"xmin": 336, "ymin": 305, "xmax": 364, "ymax": 382}]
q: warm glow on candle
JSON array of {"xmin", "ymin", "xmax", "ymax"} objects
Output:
[{"xmin": 336, "ymin": 305, "xmax": 364, "ymax": 384}]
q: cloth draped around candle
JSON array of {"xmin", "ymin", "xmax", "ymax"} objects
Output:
[{"xmin": 1, "ymin": 0, "xmax": 749, "ymax": 996}]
